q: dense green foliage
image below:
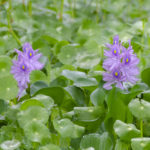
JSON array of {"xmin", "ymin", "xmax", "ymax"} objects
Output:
[{"xmin": 0, "ymin": 0, "xmax": 150, "ymax": 149}]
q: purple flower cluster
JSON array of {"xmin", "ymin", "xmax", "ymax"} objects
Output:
[
  {"xmin": 11, "ymin": 43, "xmax": 44, "ymax": 100},
  {"xmin": 103, "ymin": 35, "xmax": 139, "ymax": 90}
]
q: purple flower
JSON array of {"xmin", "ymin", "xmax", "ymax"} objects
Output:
[
  {"xmin": 16, "ymin": 43, "xmax": 44, "ymax": 71},
  {"xmin": 103, "ymin": 36, "xmax": 139, "ymax": 90},
  {"xmin": 103, "ymin": 35, "xmax": 122, "ymax": 71},
  {"xmin": 103, "ymin": 68, "xmax": 125, "ymax": 90},
  {"xmin": 11, "ymin": 60, "xmax": 30, "ymax": 99},
  {"xmin": 11, "ymin": 43, "xmax": 44, "ymax": 100},
  {"xmin": 22, "ymin": 42, "xmax": 32, "ymax": 52},
  {"xmin": 120, "ymin": 41, "xmax": 139, "ymax": 84}
]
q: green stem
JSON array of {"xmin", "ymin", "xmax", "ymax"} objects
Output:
[
  {"xmin": 9, "ymin": 0, "xmax": 12, "ymax": 10},
  {"xmin": 33, "ymin": 142, "xmax": 39, "ymax": 149},
  {"xmin": 140, "ymin": 120, "xmax": 143, "ymax": 137},
  {"xmin": 22, "ymin": 0, "xmax": 26, "ymax": 11},
  {"xmin": 96, "ymin": 0, "xmax": 99, "ymax": 23},
  {"xmin": 59, "ymin": 107, "xmax": 63, "ymax": 118},
  {"xmin": 28, "ymin": 0, "xmax": 32, "ymax": 16},
  {"xmin": 73, "ymin": 0, "xmax": 76, "ymax": 17},
  {"xmin": 69, "ymin": 0, "xmax": 74, "ymax": 18},
  {"xmin": 60, "ymin": 0, "xmax": 64, "ymax": 21},
  {"xmin": 7, "ymin": 0, "xmax": 21, "ymax": 46}
]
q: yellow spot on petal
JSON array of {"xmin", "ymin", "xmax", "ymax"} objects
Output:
[
  {"xmin": 22, "ymin": 65, "xmax": 25, "ymax": 70},
  {"xmin": 115, "ymin": 72, "xmax": 118, "ymax": 76},
  {"xmin": 114, "ymin": 50, "xmax": 117, "ymax": 54},
  {"xmin": 29, "ymin": 52, "xmax": 32, "ymax": 56},
  {"xmin": 126, "ymin": 58, "xmax": 129, "ymax": 63}
]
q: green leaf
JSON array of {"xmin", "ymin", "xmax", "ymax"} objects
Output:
[
  {"xmin": 0, "ymin": 56, "xmax": 12, "ymax": 78},
  {"xmin": 75, "ymin": 53, "xmax": 100, "ymax": 69},
  {"xmin": 143, "ymin": 121, "xmax": 150, "ymax": 136},
  {"xmin": 53, "ymin": 119, "xmax": 74, "ymax": 138},
  {"xmin": 100, "ymin": 132, "xmax": 113, "ymax": 150},
  {"xmin": 57, "ymin": 45, "xmax": 78, "ymax": 65},
  {"xmin": 39, "ymin": 144, "xmax": 60, "ymax": 150},
  {"xmin": 0, "ymin": 99, "xmax": 8, "ymax": 114},
  {"xmin": 30, "ymin": 81, "xmax": 48, "ymax": 96},
  {"xmin": 65, "ymin": 86, "xmax": 85, "ymax": 106},
  {"xmin": 53, "ymin": 118, "xmax": 85, "ymax": 138},
  {"xmin": 104, "ymin": 88, "xmax": 127, "ymax": 133},
  {"xmin": 128, "ymin": 99, "xmax": 150, "ymax": 120},
  {"xmin": 114, "ymin": 120, "xmax": 140, "ymax": 142},
  {"xmin": 0, "ymin": 75, "xmax": 18, "ymax": 100},
  {"xmin": 74, "ymin": 106, "xmax": 105, "ymax": 122},
  {"xmin": 141, "ymin": 68, "xmax": 150, "ymax": 87},
  {"xmin": 142, "ymin": 90, "xmax": 150, "ymax": 102},
  {"xmin": 115, "ymin": 140, "xmax": 128, "ymax": 150},
  {"xmin": 62, "ymin": 70, "xmax": 98, "ymax": 87},
  {"xmin": 30, "ymin": 70, "xmax": 47, "ymax": 84},
  {"xmin": 80, "ymin": 133, "xmax": 101, "ymax": 150},
  {"xmin": 80, "ymin": 132, "xmax": 113, "ymax": 150},
  {"xmin": 0, "ymin": 140, "xmax": 20, "ymax": 150},
  {"xmin": 24, "ymin": 121, "xmax": 51, "ymax": 143},
  {"xmin": 131, "ymin": 138, "xmax": 150, "ymax": 150},
  {"xmin": 17, "ymin": 106, "xmax": 49, "ymax": 128},
  {"xmin": 20, "ymin": 99, "xmax": 45, "ymax": 111},
  {"xmin": 32, "ymin": 94, "xmax": 54, "ymax": 111},
  {"xmin": 33, "ymin": 86, "xmax": 65, "ymax": 106},
  {"xmin": 90, "ymin": 87, "xmax": 105, "ymax": 106}
]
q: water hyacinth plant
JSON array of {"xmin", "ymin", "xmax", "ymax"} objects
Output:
[
  {"xmin": 103, "ymin": 35, "xmax": 139, "ymax": 90},
  {"xmin": 11, "ymin": 43, "xmax": 44, "ymax": 100},
  {"xmin": 1, "ymin": 0, "xmax": 150, "ymax": 150}
]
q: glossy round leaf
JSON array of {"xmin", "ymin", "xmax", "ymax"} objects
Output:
[
  {"xmin": 39, "ymin": 144, "xmax": 60, "ymax": 150},
  {"xmin": 128, "ymin": 99, "xmax": 150, "ymax": 120},
  {"xmin": 53, "ymin": 119, "xmax": 74, "ymax": 138},
  {"xmin": 141, "ymin": 68, "xmax": 150, "ymax": 87},
  {"xmin": 65, "ymin": 86, "xmax": 85, "ymax": 106},
  {"xmin": 30, "ymin": 81, "xmax": 48, "ymax": 96},
  {"xmin": 0, "ymin": 56, "xmax": 12, "ymax": 78},
  {"xmin": 0, "ymin": 99, "xmax": 8, "ymax": 114},
  {"xmin": 0, "ymin": 75, "xmax": 18, "ymax": 100},
  {"xmin": 75, "ymin": 53, "xmax": 100, "ymax": 69},
  {"xmin": 62, "ymin": 70, "xmax": 98, "ymax": 87},
  {"xmin": 30, "ymin": 70, "xmax": 47, "ymax": 84},
  {"xmin": 100, "ymin": 132, "xmax": 113, "ymax": 150},
  {"xmin": 32, "ymin": 94, "xmax": 54, "ymax": 111},
  {"xmin": 142, "ymin": 90, "xmax": 150, "ymax": 102},
  {"xmin": 74, "ymin": 106, "xmax": 105, "ymax": 122},
  {"xmin": 0, "ymin": 140, "xmax": 20, "ymax": 150},
  {"xmin": 33, "ymin": 87, "xmax": 65, "ymax": 106},
  {"xmin": 131, "ymin": 138, "xmax": 150, "ymax": 150},
  {"xmin": 17, "ymin": 106, "xmax": 49, "ymax": 128},
  {"xmin": 53, "ymin": 118, "xmax": 85, "ymax": 138},
  {"xmin": 24, "ymin": 121, "xmax": 51, "ymax": 143},
  {"xmin": 115, "ymin": 140, "xmax": 128, "ymax": 150},
  {"xmin": 90, "ymin": 87, "xmax": 105, "ymax": 106},
  {"xmin": 80, "ymin": 133, "xmax": 101, "ymax": 150},
  {"xmin": 58, "ymin": 45, "xmax": 78, "ymax": 65},
  {"xmin": 114, "ymin": 120, "xmax": 140, "ymax": 142},
  {"xmin": 20, "ymin": 99, "xmax": 45, "ymax": 110}
]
